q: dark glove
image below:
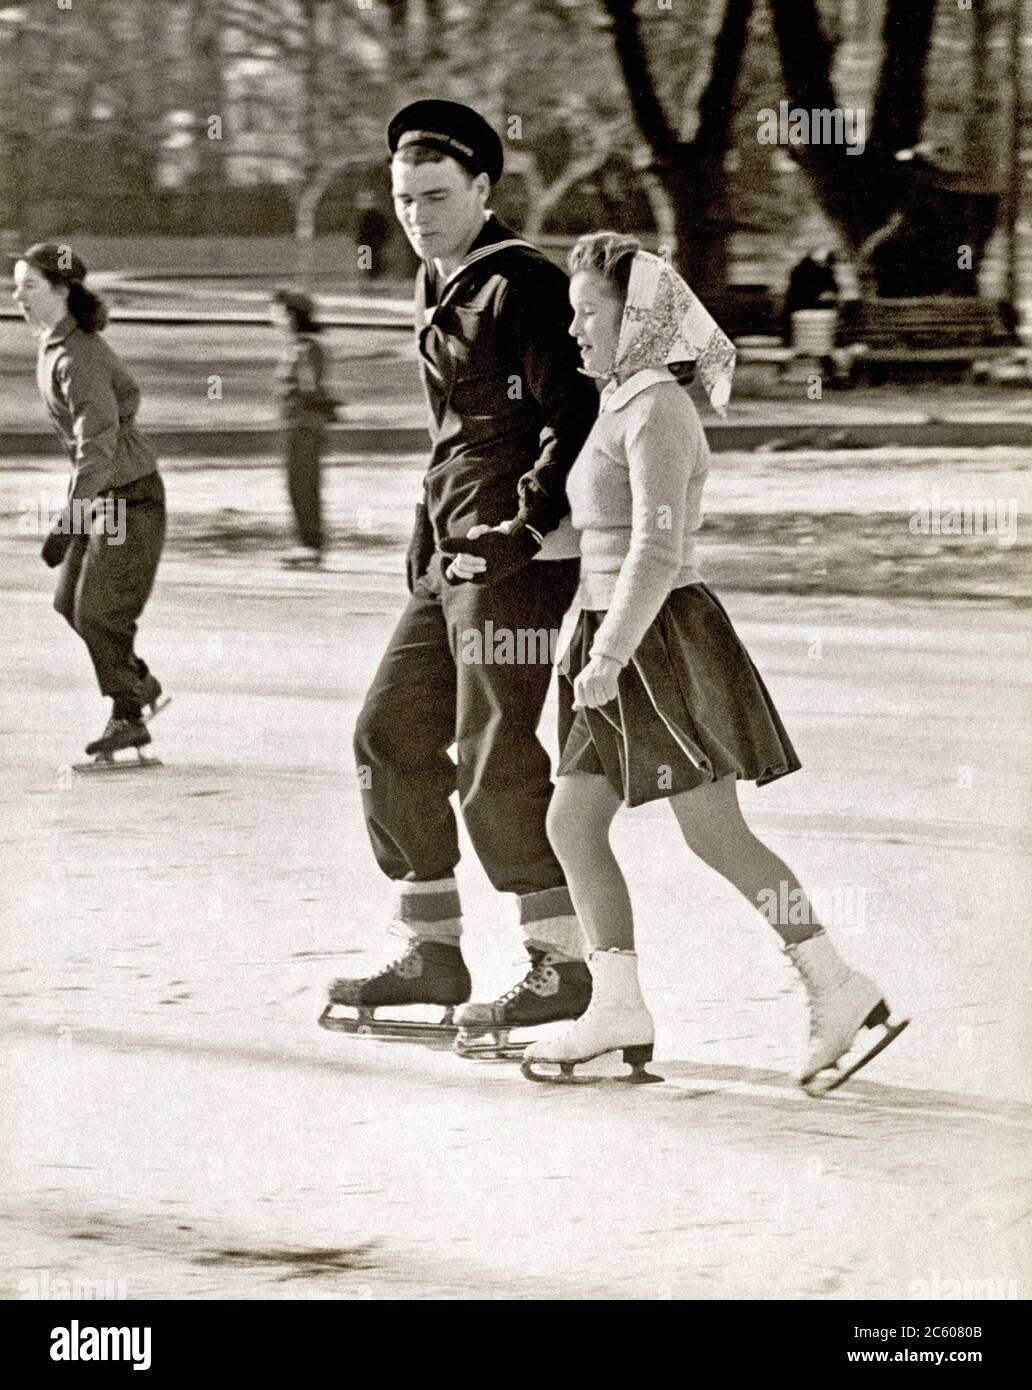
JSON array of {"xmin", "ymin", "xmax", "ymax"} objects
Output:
[
  {"xmin": 439, "ymin": 524, "xmax": 542, "ymax": 586},
  {"xmin": 405, "ymin": 501, "xmax": 435, "ymax": 593},
  {"xmin": 41, "ymin": 522, "xmax": 73, "ymax": 569}
]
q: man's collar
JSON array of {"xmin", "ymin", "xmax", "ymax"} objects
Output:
[
  {"xmin": 425, "ymin": 211, "xmax": 500, "ymax": 293},
  {"xmin": 428, "ymin": 212, "xmax": 537, "ymax": 305},
  {"xmin": 466, "ymin": 210, "xmax": 517, "ymax": 253}
]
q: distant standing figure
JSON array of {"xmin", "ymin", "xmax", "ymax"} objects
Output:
[
  {"xmin": 271, "ymin": 288, "xmax": 336, "ymax": 567},
  {"xmin": 11, "ymin": 241, "xmax": 167, "ymax": 766},
  {"xmin": 356, "ymin": 196, "xmax": 390, "ymax": 279}
]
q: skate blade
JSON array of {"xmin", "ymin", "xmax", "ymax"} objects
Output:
[
  {"xmin": 73, "ymin": 751, "xmax": 163, "ymax": 773},
  {"xmin": 520, "ymin": 1055, "xmax": 664, "ymax": 1087},
  {"xmin": 318, "ymin": 1004, "xmax": 458, "ymax": 1049},
  {"xmin": 805, "ymin": 1017, "xmax": 911, "ymax": 1096},
  {"xmin": 453, "ymin": 1040, "xmax": 531, "ymax": 1061},
  {"xmin": 453, "ymin": 1027, "xmax": 531, "ymax": 1061}
]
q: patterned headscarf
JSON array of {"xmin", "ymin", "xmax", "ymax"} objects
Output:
[{"xmin": 606, "ymin": 251, "xmax": 736, "ymax": 417}]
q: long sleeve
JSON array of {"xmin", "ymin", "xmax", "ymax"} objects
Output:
[
  {"xmin": 589, "ymin": 389, "xmax": 701, "ymax": 667},
  {"xmin": 502, "ymin": 263, "xmax": 598, "ymax": 537},
  {"xmin": 55, "ymin": 350, "xmax": 120, "ymax": 503}
]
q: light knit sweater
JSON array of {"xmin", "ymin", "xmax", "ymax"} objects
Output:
[{"xmin": 565, "ymin": 367, "xmax": 709, "ymax": 666}]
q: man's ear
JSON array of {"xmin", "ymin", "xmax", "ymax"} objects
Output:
[{"xmin": 473, "ymin": 172, "xmax": 491, "ymax": 206}]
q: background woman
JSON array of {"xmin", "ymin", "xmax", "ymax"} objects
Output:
[
  {"xmin": 270, "ymin": 287, "xmax": 337, "ymax": 567},
  {"xmin": 11, "ymin": 242, "xmax": 166, "ymax": 763},
  {"xmin": 522, "ymin": 234, "xmax": 907, "ymax": 1090}
]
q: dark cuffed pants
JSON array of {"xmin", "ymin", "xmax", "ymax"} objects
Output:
[
  {"xmin": 285, "ymin": 425, "xmax": 324, "ymax": 551},
  {"xmin": 53, "ymin": 472, "xmax": 166, "ymax": 715},
  {"xmin": 354, "ymin": 556, "xmax": 579, "ymax": 899}
]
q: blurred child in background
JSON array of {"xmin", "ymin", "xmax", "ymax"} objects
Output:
[{"xmin": 270, "ymin": 288, "xmax": 338, "ymax": 568}]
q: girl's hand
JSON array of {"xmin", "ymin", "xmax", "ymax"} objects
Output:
[
  {"xmin": 444, "ymin": 524, "xmax": 490, "ymax": 581},
  {"xmin": 442, "ymin": 519, "xmax": 534, "ymax": 585},
  {"xmin": 573, "ymin": 654, "xmax": 623, "ymax": 710}
]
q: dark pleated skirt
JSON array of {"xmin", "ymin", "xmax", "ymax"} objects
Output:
[{"xmin": 556, "ymin": 583, "xmax": 802, "ymax": 808}]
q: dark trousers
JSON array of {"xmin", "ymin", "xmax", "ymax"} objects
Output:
[
  {"xmin": 354, "ymin": 557, "xmax": 579, "ymax": 896},
  {"xmin": 285, "ymin": 426, "xmax": 324, "ymax": 551},
  {"xmin": 53, "ymin": 472, "xmax": 166, "ymax": 714}
]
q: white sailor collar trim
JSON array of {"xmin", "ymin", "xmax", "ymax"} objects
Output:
[
  {"xmin": 599, "ymin": 366, "xmax": 676, "ymax": 412},
  {"xmin": 424, "ymin": 216, "xmax": 539, "ymax": 305},
  {"xmin": 435, "ymin": 241, "xmax": 539, "ymax": 301}
]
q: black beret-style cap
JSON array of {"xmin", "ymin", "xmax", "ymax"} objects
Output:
[
  {"xmin": 10, "ymin": 241, "xmax": 88, "ymax": 282},
  {"xmin": 387, "ymin": 100, "xmax": 504, "ymax": 184}
]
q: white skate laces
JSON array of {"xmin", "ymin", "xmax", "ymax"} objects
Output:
[{"xmin": 379, "ymin": 923, "xmax": 426, "ymax": 979}]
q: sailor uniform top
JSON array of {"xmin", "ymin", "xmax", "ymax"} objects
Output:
[
  {"xmin": 36, "ymin": 314, "xmax": 158, "ymax": 504},
  {"xmin": 565, "ymin": 368, "xmax": 709, "ymax": 667},
  {"xmin": 414, "ymin": 213, "xmax": 598, "ymax": 559}
]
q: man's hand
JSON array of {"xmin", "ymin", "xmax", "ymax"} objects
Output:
[
  {"xmin": 573, "ymin": 654, "xmax": 623, "ymax": 710},
  {"xmin": 440, "ymin": 519, "xmax": 541, "ymax": 586},
  {"xmin": 405, "ymin": 501, "xmax": 435, "ymax": 593},
  {"xmin": 41, "ymin": 520, "xmax": 73, "ymax": 569}
]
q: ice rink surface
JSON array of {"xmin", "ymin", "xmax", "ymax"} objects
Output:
[{"xmin": 1, "ymin": 462, "xmax": 1030, "ymax": 1301}]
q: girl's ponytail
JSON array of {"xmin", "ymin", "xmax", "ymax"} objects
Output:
[{"xmin": 65, "ymin": 281, "xmax": 109, "ymax": 334}]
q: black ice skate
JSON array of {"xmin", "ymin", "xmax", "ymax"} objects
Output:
[
  {"xmin": 452, "ymin": 948, "xmax": 592, "ymax": 1060},
  {"xmin": 319, "ymin": 939, "xmax": 471, "ymax": 1048},
  {"xmin": 75, "ymin": 716, "xmax": 161, "ymax": 773}
]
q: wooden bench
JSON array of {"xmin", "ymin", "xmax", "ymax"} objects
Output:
[{"xmin": 841, "ymin": 298, "xmax": 1017, "ymax": 382}]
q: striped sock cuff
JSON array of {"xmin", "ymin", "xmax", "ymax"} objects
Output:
[
  {"xmin": 518, "ymin": 885, "xmax": 574, "ymax": 926},
  {"xmin": 518, "ymin": 886, "xmax": 585, "ymax": 961},
  {"xmin": 397, "ymin": 877, "xmax": 462, "ymax": 928}
]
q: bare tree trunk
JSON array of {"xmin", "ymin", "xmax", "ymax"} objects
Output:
[
  {"xmin": 299, "ymin": 0, "xmax": 320, "ymax": 190},
  {"xmin": 868, "ymin": 0, "xmax": 938, "ymax": 154},
  {"xmin": 424, "ymin": 0, "xmax": 445, "ymax": 64},
  {"xmin": 637, "ymin": 163, "xmax": 677, "ymax": 251},
  {"xmin": 189, "ymin": 0, "xmax": 226, "ymax": 234},
  {"xmin": 1002, "ymin": 0, "xmax": 1025, "ymax": 315},
  {"xmin": 385, "ymin": 0, "xmax": 410, "ymax": 79},
  {"xmin": 965, "ymin": 0, "xmax": 996, "ymax": 175},
  {"xmin": 601, "ymin": 0, "xmax": 753, "ymax": 295},
  {"xmin": 767, "ymin": 0, "xmax": 936, "ymax": 249},
  {"xmin": 295, "ymin": 0, "xmax": 321, "ymax": 285}
]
